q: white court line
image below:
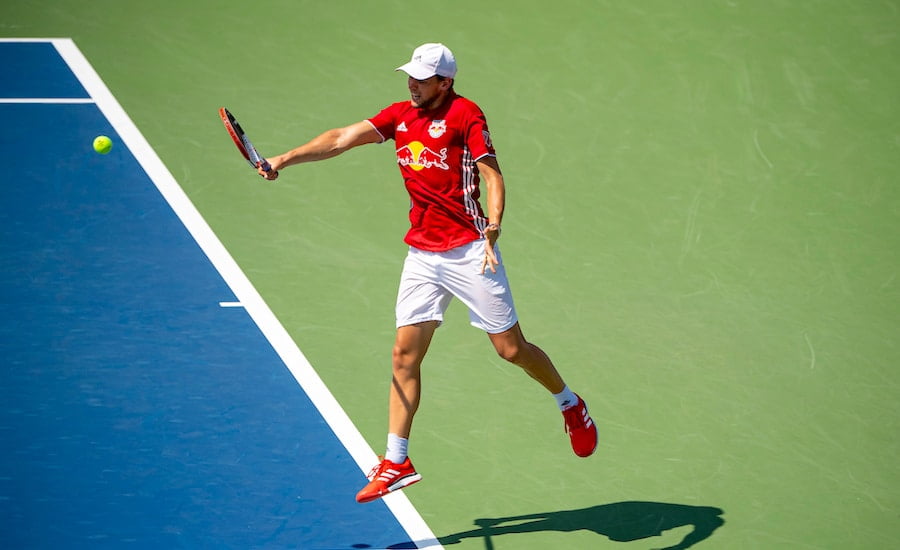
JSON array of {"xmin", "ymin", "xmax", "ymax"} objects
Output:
[
  {"xmin": 45, "ymin": 38, "xmax": 441, "ymax": 549},
  {"xmin": 0, "ymin": 98, "xmax": 94, "ymax": 103},
  {"xmin": 0, "ymin": 38, "xmax": 67, "ymax": 42},
  {"xmin": 0, "ymin": 39, "xmax": 92, "ymax": 105}
]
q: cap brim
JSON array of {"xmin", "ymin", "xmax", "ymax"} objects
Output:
[{"xmin": 395, "ymin": 62, "xmax": 435, "ymax": 80}]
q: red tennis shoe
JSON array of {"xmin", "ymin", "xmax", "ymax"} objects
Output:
[
  {"xmin": 356, "ymin": 456, "xmax": 422, "ymax": 503},
  {"xmin": 563, "ymin": 395, "xmax": 598, "ymax": 457}
]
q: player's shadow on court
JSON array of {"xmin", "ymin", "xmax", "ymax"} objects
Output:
[{"xmin": 388, "ymin": 501, "xmax": 724, "ymax": 549}]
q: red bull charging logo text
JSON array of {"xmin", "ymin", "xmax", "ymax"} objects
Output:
[{"xmin": 396, "ymin": 141, "xmax": 449, "ymax": 172}]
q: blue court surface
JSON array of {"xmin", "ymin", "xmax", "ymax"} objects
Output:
[{"xmin": 0, "ymin": 39, "xmax": 437, "ymax": 549}]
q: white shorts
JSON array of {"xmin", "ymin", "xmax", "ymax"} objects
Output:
[{"xmin": 395, "ymin": 240, "xmax": 519, "ymax": 334}]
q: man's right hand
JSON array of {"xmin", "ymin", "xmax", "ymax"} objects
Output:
[{"xmin": 257, "ymin": 159, "xmax": 279, "ymax": 180}]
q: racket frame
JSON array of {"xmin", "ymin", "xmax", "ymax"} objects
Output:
[{"xmin": 219, "ymin": 107, "xmax": 273, "ymax": 173}]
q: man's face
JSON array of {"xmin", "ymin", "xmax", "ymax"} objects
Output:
[{"xmin": 407, "ymin": 75, "xmax": 450, "ymax": 110}]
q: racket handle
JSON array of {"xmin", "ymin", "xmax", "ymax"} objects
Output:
[{"xmin": 257, "ymin": 159, "xmax": 279, "ymax": 180}]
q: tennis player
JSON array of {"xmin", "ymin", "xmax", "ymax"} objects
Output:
[{"xmin": 259, "ymin": 43, "xmax": 598, "ymax": 503}]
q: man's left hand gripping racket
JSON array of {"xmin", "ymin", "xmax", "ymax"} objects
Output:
[{"xmin": 219, "ymin": 107, "xmax": 278, "ymax": 179}]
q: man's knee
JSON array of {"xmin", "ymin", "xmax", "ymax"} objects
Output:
[
  {"xmin": 489, "ymin": 325, "xmax": 530, "ymax": 365},
  {"xmin": 393, "ymin": 343, "xmax": 427, "ymax": 380},
  {"xmin": 392, "ymin": 344, "xmax": 414, "ymax": 369},
  {"xmin": 494, "ymin": 339, "xmax": 526, "ymax": 365}
]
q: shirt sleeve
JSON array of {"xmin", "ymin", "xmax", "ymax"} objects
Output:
[
  {"xmin": 464, "ymin": 105, "xmax": 496, "ymax": 161},
  {"xmin": 367, "ymin": 103, "xmax": 400, "ymax": 142}
]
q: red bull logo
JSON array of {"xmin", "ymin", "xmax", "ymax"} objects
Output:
[
  {"xmin": 396, "ymin": 141, "xmax": 449, "ymax": 171},
  {"xmin": 428, "ymin": 120, "xmax": 447, "ymax": 138}
]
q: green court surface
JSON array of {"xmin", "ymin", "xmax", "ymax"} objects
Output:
[{"xmin": 7, "ymin": 1, "xmax": 898, "ymax": 548}]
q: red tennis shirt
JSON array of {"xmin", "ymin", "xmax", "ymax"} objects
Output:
[{"xmin": 367, "ymin": 92, "xmax": 496, "ymax": 252}]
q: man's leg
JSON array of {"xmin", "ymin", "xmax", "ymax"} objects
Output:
[
  {"xmin": 488, "ymin": 322, "xmax": 598, "ymax": 457},
  {"xmin": 356, "ymin": 320, "xmax": 438, "ymax": 503},
  {"xmin": 389, "ymin": 320, "xmax": 439, "ymax": 438},
  {"xmin": 487, "ymin": 322, "xmax": 565, "ymax": 394}
]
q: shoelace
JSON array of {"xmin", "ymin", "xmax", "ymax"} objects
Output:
[
  {"xmin": 367, "ymin": 457, "xmax": 386, "ymax": 481},
  {"xmin": 563, "ymin": 404, "xmax": 587, "ymax": 431}
]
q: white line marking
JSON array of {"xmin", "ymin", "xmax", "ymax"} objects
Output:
[
  {"xmin": 0, "ymin": 98, "xmax": 94, "ymax": 104},
  {"xmin": 218, "ymin": 301, "xmax": 244, "ymax": 308},
  {"xmin": 47, "ymin": 38, "xmax": 441, "ymax": 549},
  {"xmin": 0, "ymin": 37, "xmax": 70, "ymax": 43}
]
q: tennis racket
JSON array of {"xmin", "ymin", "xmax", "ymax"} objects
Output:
[{"xmin": 218, "ymin": 107, "xmax": 276, "ymax": 176}]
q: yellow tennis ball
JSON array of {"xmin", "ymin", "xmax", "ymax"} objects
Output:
[{"xmin": 93, "ymin": 135, "xmax": 113, "ymax": 154}]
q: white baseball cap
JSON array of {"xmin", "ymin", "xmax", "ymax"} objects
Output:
[{"xmin": 395, "ymin": 43, "xmax": 457, "ymax": 80}]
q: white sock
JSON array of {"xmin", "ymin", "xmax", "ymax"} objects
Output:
[
  {"xmin": 554, "ymin": 386, "xmax": 579, "ymax": 411},
  {"xmin": 385, "ymin": 433, "xmax": 408, "ymax": 464}
]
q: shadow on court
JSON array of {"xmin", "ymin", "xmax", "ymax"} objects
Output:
[{"xmin": 386, "ymin": 501, "xmax": 724, "ymax": 549}]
